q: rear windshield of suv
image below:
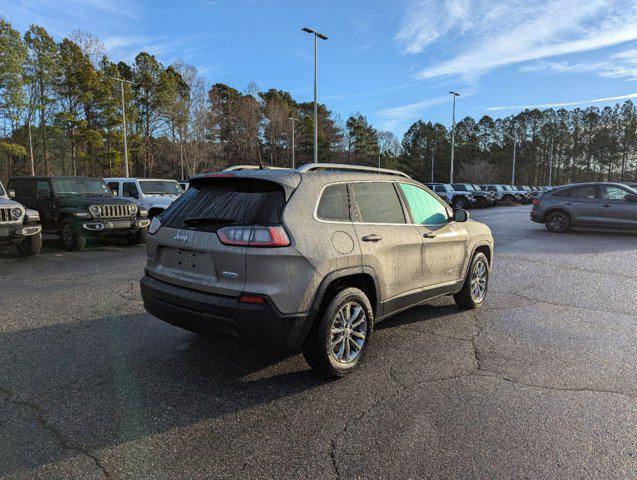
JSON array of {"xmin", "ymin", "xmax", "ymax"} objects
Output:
[{"xmin": 161, "ymin": 179, "xmax": 286, "ymax": 232}]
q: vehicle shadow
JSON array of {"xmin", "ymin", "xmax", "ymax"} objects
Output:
[{"xmin": 0, "ymin": 313, "xmax": 329, "ymax": 476}]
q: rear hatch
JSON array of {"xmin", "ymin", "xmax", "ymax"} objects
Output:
[{"xmin": 146, "ymin": 175, "xmax": 295, "ymax": 297}]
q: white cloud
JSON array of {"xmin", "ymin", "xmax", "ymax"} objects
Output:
[
  {"xmin": 486, "ymin": 92, "xmax": 637, "ymax": 111},
  {"xmin": 395, "ymin": 0, "xmax": 472, "ymax": 54},
  {"xmin": 396, "ymin": 0, "xmax": 637, "ymax": 80},
  {"xmin": 519, "ymin": 48, "xmax": 637, "ymax": 81}
]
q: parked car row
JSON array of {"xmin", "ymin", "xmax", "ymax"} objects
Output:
[
  {"xmin": 425, "ymin": 183, "xmax": 552, "ymax": 209},
  {"xmin": 2, "ymin": 176, "xmax": 185, "ymax": 254}
]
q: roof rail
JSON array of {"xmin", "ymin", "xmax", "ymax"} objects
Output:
[
  {"xmin": 222, "ymin": 165, "xmax": 290, "ymax": 172},
  {"xmin": 296, "ymin": 163, "xmax": 411, "ymax": 179}
]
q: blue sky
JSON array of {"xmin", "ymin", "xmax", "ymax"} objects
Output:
[{"xmin": 4, "ymin": 0, "xmax": 637, "ymax": 137}]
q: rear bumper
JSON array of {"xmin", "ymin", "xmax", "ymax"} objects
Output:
[
  {"xmin": 530, "ymin": 209, "xmax": 543, "ymax": 223},
  {"xmin": 140, "ymin": 275, "xmax": 313, "ymax": 351}
]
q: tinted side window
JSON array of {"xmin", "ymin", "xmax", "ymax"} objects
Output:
[
  {"xmin": 317, "ymin": 184, "xmax": 350, "ymax": 221},
  {"xmin": 9, "ymin": 179, "xmax": 35, "ymax": 198},
  {"xmin": 351, "ymin": 182, "xmax": 405, "ymax": 224},
  {"xmin": 107, "ymin": 182, "xmax": 120, "ymax": 195},
  {"xmin": 400, "ymin": 184, "xmax": 448, "ymax": 225},
  {"xmin": 36, "ymin": 181, "xmax": 51, "ymax": 199},
  {"xmin": 569, "ymin": 186, "xmax": 597, "ymax": 199},
  {"xmin": 123, "ymin": 182, "xmax": 138, "ymax": 197}
]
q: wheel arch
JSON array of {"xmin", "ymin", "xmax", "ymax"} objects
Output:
[{"xmin": 309, "ymin": 267, "xmax": 380, "ymax": 321}]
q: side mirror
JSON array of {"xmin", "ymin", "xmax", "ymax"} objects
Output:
[
  {"xmin": 625, "ymin": 193, "xmax": 637, "ymax": 202},
  {"xmin": 111, "ymin": 190, "xmax": 118, "ymax": 197},
  {"xmin": 8, "ymin": 189, "xmax": 15, "ymax": 198},
  {"xmin": 454, "ymin": 208, "xmax": 469, "ymax": 222}
]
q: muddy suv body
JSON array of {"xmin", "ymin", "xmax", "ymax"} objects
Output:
[
  {"xmin": 9, "ymin": 176, "xmax": 150, "ymax": 251},
  {"xmin": 0, "ymin": 181, "xmax": 42, "ymax": 256},
  {"xmin": 104, "ymin": 177, "xmax": 183, "ymax": 218},
  {"xmin": 141, "ymin": 165, "xmax": 493, "ymax": 376}
]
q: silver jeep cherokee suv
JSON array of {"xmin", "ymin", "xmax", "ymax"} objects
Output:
[{"xmin": 140, "ymin": 164, "xmax": 494, "ymax": 377}]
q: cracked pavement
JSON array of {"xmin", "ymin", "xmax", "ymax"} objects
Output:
[{"xmin": 1, "ymin": 206, "xmax": 635, "ymax": 479}]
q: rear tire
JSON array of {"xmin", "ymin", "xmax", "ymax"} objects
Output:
[
  {"xmin": 16, "ymin": 232, "xmax": 42, "ymax": 256},
  {"xmin": 303, "ymin": 287, "xmax": 373, "ymax": 378},
  {"xmin": 61, "ymin": 220, "xmax": 86, "ymax": 251},
  {"xmin": 545, "ymin": 210, "xmax": 571, "ymax": 233},
  {"xmin": 127, "ymin": 227, "xmax": 148, "ymax": 245},
  {"xmin": 454, "ymin": 252, "xmax": 489, "ymax": 309}
]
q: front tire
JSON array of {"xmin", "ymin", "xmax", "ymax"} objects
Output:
[
  {"xmin": 16, "ymin": 232, "xmax": 42, "ymax": 256},
  {"xmin": 454, "ymin": 252, "xmax": 489, "ymax": 309},
  {"xmin": 545, "ymin": 210, "xmax": 571, "ymax": 233},
  {"xmin": 60, "ymin": 220, "xmax": 86, "ymax": 251},
  {"xmin": 303, "ymin": 287, "xmax": 373, "ymax": 378}
]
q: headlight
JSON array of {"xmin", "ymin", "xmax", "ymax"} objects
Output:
[
  {"xmin": 11, "ymin": 207, "xmax": 23, "ymax": 219},
  {"xmin": 89, "ymin": 205, "xmax": 101, "ymax": 217},
  {"xmin": 148, "ymin": 217, "xmax": 161, "ymax": 235},
  {"xmin": 129, "ymin": 204, "xmax": 138, "ymax": 215}
]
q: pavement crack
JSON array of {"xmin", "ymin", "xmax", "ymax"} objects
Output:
[
  {"xmin": 0, "ymin": 386, "xmax": 110, "ymax": 478},
  {"xmin": 475, "ymin": 371, "xmax": 636, "ymax": 399}
]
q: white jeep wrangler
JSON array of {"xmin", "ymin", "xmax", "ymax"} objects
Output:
[{"xmin": 104, "ymin": 178, "xmax": 183, "ymax": 218}]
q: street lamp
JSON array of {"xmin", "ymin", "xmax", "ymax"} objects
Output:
[
  {"xmin": 110, "ymin": 76, "xmax": 134, "ymax": 178},
  {"xmin": 288, "ymin": 117, "xmax": 298, "ymax": 169},
  {"xmin": 302, "ymin": 27, "xmax": 328, "ymax": 163},
  {"xmin": 449, "ymin": 91, "xmax": 460, "ymax": 183}
]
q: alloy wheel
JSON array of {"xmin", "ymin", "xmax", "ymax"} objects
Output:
[
  {"xmin": 328, "ymin": 302, "xmax": 367, "ymax": 364},
  {"xmin": 470, "ymin": 259, "xmax": 488, "ymax": 302},
  {"xmin": 548, "ymin": 213, "xmax": 567, "ymax": 231}
]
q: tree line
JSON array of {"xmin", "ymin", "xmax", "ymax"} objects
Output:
[{"xmin": 1, "ymin": 20, "xmax": 636, "ymax": 186}]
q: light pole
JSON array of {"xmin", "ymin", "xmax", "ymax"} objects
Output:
[
  {"xmin": 511, "ymin": 137, "xmax": 517, "ymax": 185},
  {"xmin": 431, "ymin": 147, "xmax": 435, "ymax": 183},
  {"xmin": 288, "ymin": 117, "xmax": 298, "ymax": 169},
  {"xmin": 110, "ymin": 76, "xmax": 133, "ymax": 177},
  {"xmin": 548, "ymin": 137, "xmax": 554, "ymax": 186},
  {"xmin": 449, "ymin": 91, "xmax": 460, "ymax": 183},
  {"xmin": 302, "ymin": 27, "xmax": 328, "ymax": 163}
]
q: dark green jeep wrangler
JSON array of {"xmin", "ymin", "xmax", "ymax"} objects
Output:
[{"xmin": 8, "ymin": 176, "xmax": 150, "ymax": 251}]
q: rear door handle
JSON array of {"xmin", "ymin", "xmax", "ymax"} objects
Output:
[
  {"xmin": 602, "ymin": 204, "xmax": 611, "ymax": 208},
  {"xmin": 362, "ymin": 234, "xmax": 382, "ymax": 242},
  {"xmin": 423, "ymin": 232, "xmax": 436, "ymax": 238}
]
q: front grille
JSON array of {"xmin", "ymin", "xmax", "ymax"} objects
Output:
[
  {"xmin": 0, "ymin": 207, "xmax": 19, "ymax": 224},
  {"xmin": 99, "ymin": 204, "xmax": 130, "ymax": 218}
]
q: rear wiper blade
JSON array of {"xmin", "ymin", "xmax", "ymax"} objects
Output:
[{"xmin": 183, "ymin": 217, "xmax": 235, "ymax": 226}]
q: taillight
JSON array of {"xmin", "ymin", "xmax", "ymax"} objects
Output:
[
  {"xmin": 217, "ymin": 225, "xmax": 291, "ymax": 247},
  {"xmin": 532, "ymin": 198, "xmax": 541, "ymax": 206}
]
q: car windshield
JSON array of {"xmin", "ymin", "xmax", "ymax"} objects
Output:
[
  {"xmin": 51, "ymin": 178, "xmax": 112, "ymax": 197},
  {"xmin": 0, "ymin": 181, "xmax": 5, "ymax": 197},
  {"xmin": 139, "ymin": 180, "xmax": 183, "ymax": 195}
]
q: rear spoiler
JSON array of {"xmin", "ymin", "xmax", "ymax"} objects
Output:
[{"xmin": 189, "ymin": 172, "xmax": 301, "ymax": 201}]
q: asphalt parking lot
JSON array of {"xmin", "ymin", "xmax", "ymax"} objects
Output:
[{"xmin": 1, "ymin": 205, "xmax": 635, "ymax": 479}]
